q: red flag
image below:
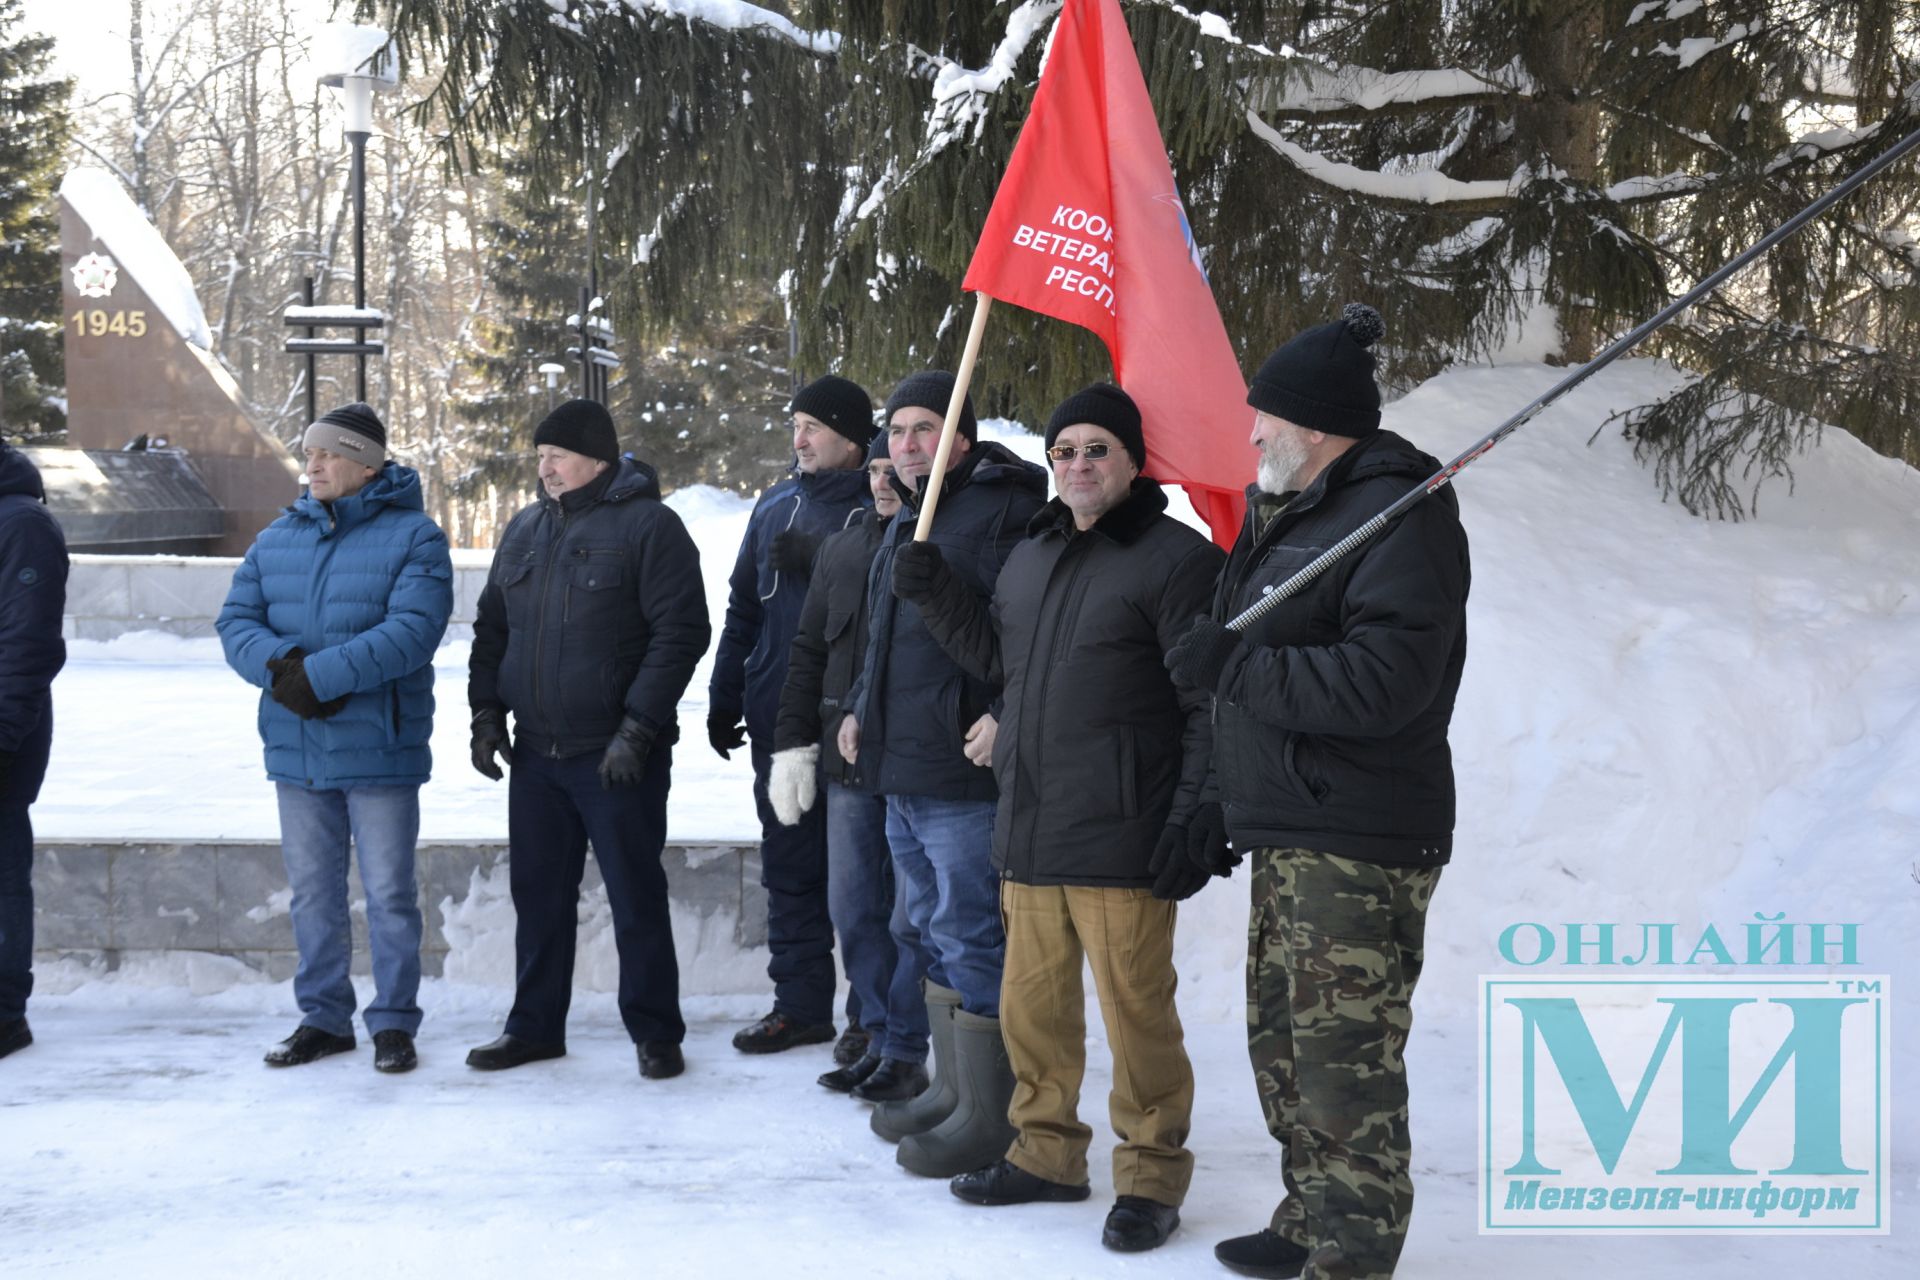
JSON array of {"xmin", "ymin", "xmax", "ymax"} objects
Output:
[{"xmin": 962, "ymin": 0, "xmax": 1248, "ymax": 547}]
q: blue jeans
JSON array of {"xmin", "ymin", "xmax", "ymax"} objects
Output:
[
  {"xmin": 274, "ymin": 782, "xmax": 425, "ymax": 1038},
  {"xmin": 0, "ymin": 709, "xmax": 51, "ymax": 1022},
  {"xmin": 885, "ymin": 794, "xmax": 1003, "ymax": 1017},
  {"xmin": 827, "ymin": 780, "xmax": 928, "ymax": 1061}
]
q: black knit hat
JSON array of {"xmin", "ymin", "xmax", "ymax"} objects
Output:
[
  {"xmin": 303, "ymin": 402, "xmax": 387, "ymax": 467},
  {"xmin": 790, "ymin": 374, "xmax": 877, "ymax": 446},
  {"xmin": 867, "ymin": 432, "xmax": 891, "ymax": 463},
  {"xmin": 533, "ymin": 398, "xmax": 619, "ymax": 463},
  {"xmin": 884, "ymin": 370, "xmax": 976, "ymax": 443},
  {"xmin": 1045, "ymin": 383, "xmax": 1145, "ymax": 471},
  {"xmin": 1246, "ymin": 302, "xmax": 1386, "ymax": 437}
]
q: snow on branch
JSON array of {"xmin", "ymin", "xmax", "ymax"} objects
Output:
[
  {"xmin": 615, "ymin": 0, "xmax": 841, "ymax": 56},
  {"xmin": 1256, "ymin": 60, "xmax": 1534, "ymax": 118},
  {"xmin": 1648, "ymin": 22, "xmax": 1755, "ymax": 70},
  {"xmin": 1245, "ymin": 109, "xmax": 1525, "ymax": 209},
  {"xmin": 920, "ymin": 0, "xmax": 1059, "ymax": 153}
]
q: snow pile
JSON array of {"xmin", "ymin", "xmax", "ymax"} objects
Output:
[{"xmin": 58, "ymin": 168, "xmax": 214, "ymax": 350}]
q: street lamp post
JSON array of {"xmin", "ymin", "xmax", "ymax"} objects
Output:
[
  {"xmin": 286, "ymin": 25, "xmax": 398, "ymax": 409},
  {"xmin": 538, "ymin": 362, "xmax": 567, "ymax": 412}
]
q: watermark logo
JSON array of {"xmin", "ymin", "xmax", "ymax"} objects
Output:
[{"xmin": 1480, "ymin": 917, "xmax": 1888, "ymax": 1234}]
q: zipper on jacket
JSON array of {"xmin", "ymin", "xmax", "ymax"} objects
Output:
[
  {"xmin": 531, "ymin": 505, "xmax": 567, "ymax": 736},
  {"xmin": 1014, "ymin": 537, "xmax": 1089, "ymax": 882}
]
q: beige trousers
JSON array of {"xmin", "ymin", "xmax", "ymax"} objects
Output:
[{"xmin": 999, "ymin": 881, "xmax": 1195, "ymax": 1206}]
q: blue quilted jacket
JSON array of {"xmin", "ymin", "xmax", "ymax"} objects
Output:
[{"xmin": 217, "ymin": 462, "xmax": 454, "ymax": 788}]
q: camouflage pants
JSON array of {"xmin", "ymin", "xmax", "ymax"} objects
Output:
[{"xmin": 1246, "ymin": 847, "xmax": 1440, "ymax": 1280}]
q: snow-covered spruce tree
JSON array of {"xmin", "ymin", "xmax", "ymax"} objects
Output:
[
  {"xmin": 0, "ymin": 0, "xmax": 71, "ymax": 441},
  {"xmin": 454, "ymin": 138, "xmax": 800, "ymax": 499},
  {"xmin": 381, "ymin": 0, "xmax": 1918, "ymax": 514}
]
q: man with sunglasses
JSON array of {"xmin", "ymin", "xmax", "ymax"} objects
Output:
[
  {"xmin": 891, "ymin": 383, "xmax": 1225, "ymax": 1253},
  {"xmin": 1166, "ymin": 305, "xmax": 1470, "ymax": 1280}
]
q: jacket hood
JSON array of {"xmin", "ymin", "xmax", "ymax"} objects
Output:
[
  {"xmin": 1029, "ymin": 475, "xmax": 1167, "ymax": 544},
  {"xmin": 0, "ymin": 444, "xmax": 46, "ymax": 502},
  {"xmin": 793, "ymin": 463, "xmax": 871, "ymax": 504},
  {"xmin": 1242, "ymin": 428, "xmax": 1441, "ymax": 508},
  {"xmin": 292, "ymin": 460, "xmax": 425, "ymax": 525},
  {"xmin": 605, "ymin": 455, "xmax": 663, "ymax": 503}
]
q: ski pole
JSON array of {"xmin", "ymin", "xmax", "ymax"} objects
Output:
[{"xmin": 1227, "ymin": 118, "xmax": 1920, "ymax": 633}]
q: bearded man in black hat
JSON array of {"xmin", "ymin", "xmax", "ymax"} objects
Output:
[
  {"xmin": 1166, "ymin": 305, "xmax": 1471, "ymax": 1280},
  {"xmin": 466, "ymin": 398, "xmax": 710, "ymax": 1081}
]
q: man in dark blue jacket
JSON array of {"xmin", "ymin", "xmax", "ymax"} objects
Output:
[
  {"xmin": 0, "ymin": 442, "xmax": 68, "ymax": 1062},
  {"xmin": 709, "ymin": 374, "xmax": 875, "ymax": 1059},
  {"xmin": 837, "ymin": 371, "xmax": 1048, "ymax": 1179},
  {"xmin": 1167, "ymin": 306, "xmax": 1470, "ymax": 1280},
  {"xmin": 466, "ymin": 399, "xmax": 710, "ymax": 1081},
  {"xmin": 218, "ymin": 403, "xmax": 454, "ymax": 1074}
]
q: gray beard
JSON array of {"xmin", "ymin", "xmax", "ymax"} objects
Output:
[{"xmin": 1257, "ymin": 432, "xmax": 1311, "ymax": 495}]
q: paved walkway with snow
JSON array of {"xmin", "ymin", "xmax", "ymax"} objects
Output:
[{"xmin": 7, "ymin": 985, "xmax": 1910, "ymax": 1278}]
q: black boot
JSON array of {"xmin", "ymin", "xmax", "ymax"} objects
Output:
[
  {"xmin": 0, "ymin": 1018, "xmax": 31, "ymax": 1060},
  {"xmin": 731, "ymin": 1010, "xmax": 836, "ymax": 1054},
  {"xmin": 951, "ymin": 1159, "xmax": 1090, "ymax": 1206},
  {"xmin": 870, "ymin": 982, "xmax": 961, "ymax": 1140},
  {"xmin": 638, "ymin": 1041, "xmax": 684, "ymax": 1079},
  {"xmin": 1102, "ymin": 1196, "xmax": 1180, "ymax": 1252},
  {"xmin": 466, "ymin": 1033, "xmax": 565, "ymax": 1071},
  {"xmin": 1213, "ymin": 1229, "xmax": 1310, "ymax": 1279},
  {"xmin": 372, "ymin": 1030, "xmax": 417, "ymax": 1074},
  {"xmin": 264, "ymin": 1025, "xmax": 356, "ymax": 1067},
  {"xmin": 832, "ymin": 1025, "xmax": 871, "ymax": 1067},
  {"xmin": 818, "ymin": 1050, "xmax": 884, "ymax": 1093},
  {"xmin": 851, "ymin": 1057, "xmax": 929, "ymax": 1102},
  {"xmin": 896, "ymin": 1009, "xmax": 1018, "ymax": 1178}
]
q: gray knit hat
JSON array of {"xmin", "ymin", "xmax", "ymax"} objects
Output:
[{"xmin": 302, "ymin": 402, "xmax": 387, "ymax": 468}]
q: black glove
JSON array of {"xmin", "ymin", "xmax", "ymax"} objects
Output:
[
  {"xmin": 1166, "ymin": 615, "xmax": 1243, "ymax": 693},
  {"xmin": 769, "ymin": 529, "xmax": 819, "ymax": 575},
  {"xmin": 1186, "ymin": 801, "xmax": 1238, "ymax": 877},
  {"xmin": 266, "ymin": 649, "xmax": 349, "ymax": 720},
  {"xmin": 891, "ymin": 539, "xmax": 952, "ymax": 605},
  {"xmin": 708, "ymin": 709, "xmax": 748, "ymax": 759},
  {"xmin": 1149, "ymin": 825, "xmax": 1210, "ymax": 901},
  {"xmin": 471, "ymin": 707, "xmax": 513, "ymax": 781},
  {"xmin": 598, "ymin": 716, "xmax": 656, "ymax": 790}
]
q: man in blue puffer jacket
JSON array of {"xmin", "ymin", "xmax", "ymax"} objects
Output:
[
  {"xmin": 218, "ymin": 403, "xmax": 453, "ymax": 1075},
  {"xmin": 708, "ymin": 374, "xmax": 876, "ymax": 1060}
]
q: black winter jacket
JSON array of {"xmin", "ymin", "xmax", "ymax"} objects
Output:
[
  {"xmin": 774, "ymin": 508, "xmax": 890, "ymax": 783},
  {"xmin": 1207, "ymin": 429, "xmax": 1470, "ymax": 866},
  {"xmin": 469, "ymin": 459, "xmax": 711, "ymax": 758},
  {"xmin": 847, "ymin": 442, "xmax": 1048, "ymax": 801},
  {"xmin": 710, "ymin": 465, "xmax": 870, "ymax": 745},
  {"xmin": 916, "ymin": 479, "xmax": 1224, "ymax": 886},
  {"xmin": 0, "ymin": 445, "xmax": 68, "ymax": 784}
]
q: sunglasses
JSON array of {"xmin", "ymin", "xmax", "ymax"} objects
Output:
[{"xmin": 1046, "ymin": 442, "xmax": 1116, "ymax": 462}]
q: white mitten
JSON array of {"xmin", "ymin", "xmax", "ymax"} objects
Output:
[{"xmin": 768, "ymin": 744, "xmax": 820, "ymax": 826}]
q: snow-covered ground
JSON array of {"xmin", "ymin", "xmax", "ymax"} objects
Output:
[{"xmin": 10, "ymin": 359, "xmax": 1918, "ymax": 1276}]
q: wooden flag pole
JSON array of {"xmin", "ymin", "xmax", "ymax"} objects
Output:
[{"xmin": 912, "ymin": 293, "xmax": 995, "ymax": 542}]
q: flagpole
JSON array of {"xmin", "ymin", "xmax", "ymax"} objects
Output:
[{"xmin": 912, "ymin": 293, "xmax": 995, "ymax": 542}]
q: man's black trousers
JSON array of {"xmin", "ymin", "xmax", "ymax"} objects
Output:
[{"xmin": 504, "ymin": 738, "xmax": 685, "ymax": 1046}]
